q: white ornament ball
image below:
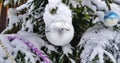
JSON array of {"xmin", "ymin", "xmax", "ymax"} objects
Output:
[
  {"xmin": 45, "ymin": 22, "xmax": 74, "ymax": 46},
  {"xmin": 104, "ymin": 12, "xmax": 119, "ymax": 27}
]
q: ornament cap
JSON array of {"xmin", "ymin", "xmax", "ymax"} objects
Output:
[{"xmin": 104, "ymin": 12, "xmax": 119, "ymax": 20}]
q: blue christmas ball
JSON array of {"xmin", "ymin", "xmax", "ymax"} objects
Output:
[{"xmin": 104, "ymin": 12, "xmax": 119, "ymax": 26}]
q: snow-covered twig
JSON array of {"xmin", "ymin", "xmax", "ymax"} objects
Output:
[
  {"xmin": 0, "ymin": 41, "xmax": 16, "ymax": 63},
  {"xmin": 7, "ymin": 36, "xmax": 52, "ymax": 63}
]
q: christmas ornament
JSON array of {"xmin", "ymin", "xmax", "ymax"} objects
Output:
[
  {"xmin": 43, "ymin": 0, "xmax": 74, "ymax": 46},
  {"xmin": 43, "ymin": 0, "xmax": 72, "ymax": 27},
  {"xmin": 104, "ymin": 12, "xmax": 119, "ymax": 27},
  {"xmin": 45, "ymin": 22, "xmax": 74, "ymax": 46},
  {"xmin": 7, "ymin": 36, "xmax": 51, "ymax": 63},
  {"xmin": 0, "ymin": 41, "xmax": 16, "ymax": 63}
]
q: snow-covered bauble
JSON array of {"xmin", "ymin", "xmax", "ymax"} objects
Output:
[
  {"xmin": 43, "ymin": 0, "xmax": 72, "ymax": 26},
  {"xmin": 43, "ymin": 0, "xmax": 74, "ymax": 46},
  {"xmin": 45, "ymin": 22, "xmax": 74, "ymax": 46},
  {"xmin": 104, "ymin": 12, "xmax": 119, "ymax": 27}
]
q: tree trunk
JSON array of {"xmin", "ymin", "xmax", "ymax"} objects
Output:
[
  {"xmin": 0, "ymin": 2, "xmax": 2, "ymax": 15},
  {"xmin": 0, "ymin": 4, "xmax": 7, "ymax": 32}
]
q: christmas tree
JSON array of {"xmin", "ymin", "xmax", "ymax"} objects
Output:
[{"xmin": 0, "ymin": 0, "xmax": 120, "ymax": 63}]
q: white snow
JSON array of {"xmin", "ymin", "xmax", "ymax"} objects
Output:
[
  {"xmin": 17, "ymin": 30, "xmax": 45, "ymax": 49},
  {"xmin": 0, "ymin": 32, "xmax": 47, "ymax": 63},
  {"xmin": 91, "ymin": 0, "xmax": 108, "ymax": 11},
  {"xmin": 96, "ymin": 11, "xmax": 105, "ymax": 22},
  {"xmin": 0, "ymin": 35, "xmax": 19, "ymax": 63},
  {"xmin": 25, "ymin": 20, "xmax": 33, "ymax": 32},
  {"xmin": 82, "ymin": 0, "xmax": 97, "ymax": 12},
  {"xmin": 1, "ymin": 8, "xmax": 20, "ymax": 34},
  {"xmin": 16, "ymin": 4, "xmax": 28, "ymax": 11},
  {"xmin": 69, "ymin": 0, "xmax": 81, "ymax": 8},
  {"xmin": 110, "ymin": 3, "xmax": 120, "ymax": 17},
  {"xmin": 81, "ymin": 0, "xmax": 120, "ymax": 24},
  {"xmin": 113, "ymin": 0, "xmax": 120, "ymax": 4},
  {"xmin": 62, "ymin": 44, "xmax": 73, "ymax": 55},
  {"xmin": 45, "ymin": 44, "xmax": 56, "ymax": 54},
  {"xmin": 69, "ymin": 58, "xmax": 76, "ymax": 63},
  {"xmin": 23, "ymin": 50, "xmax": 36, "ymax": 63},
  {"xmin": 16, "ymin": 0, "xmax": 34, "ymax": 11},
  {"xmin": 4, "ymin": 0, "xmax": 9, "ymax": 6},
  {"xmin": 43, "ymin": 0, "xmax": 72, "ymax": 26},
  {"xmin": 79, "ymin": 23, "xmax": 120, "ymax": 63},
  {"xmin": 48, "ymin": 0, "xmax": 61, "ymax": 3}
]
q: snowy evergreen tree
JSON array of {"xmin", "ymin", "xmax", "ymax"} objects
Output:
[{"xmin": 0, "ymin": 0, "xmax": 120, "ymax": 63}]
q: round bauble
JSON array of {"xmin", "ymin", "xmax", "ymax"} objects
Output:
[
  {"xmin": 45, "ymin": 22, "xmax": 74, "ymax": 46},
  {"xmin": 104, "ymin": 12, "xmax": 119, "ymax": 27}
]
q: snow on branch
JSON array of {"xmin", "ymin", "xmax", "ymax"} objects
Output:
[
  {"xmin": 16, "ymin": 0, "xmax": 34, "ymax": 11},
  {"xmin": 79, "ymin": 23, "xmax": 120, "ymax": 63}
]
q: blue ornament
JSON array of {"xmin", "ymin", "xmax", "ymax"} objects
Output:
[
  {"xmin": 104, "ymin": 12, "xmax": 119, "ymax": 26},
  {"xmin": 104, "ymin": 12, "xmax": 119, "ymax": 20}
]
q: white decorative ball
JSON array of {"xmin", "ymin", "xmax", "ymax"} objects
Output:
[
  {"xmin": 104, "ymin": 12, "xmax": 119, "ymax": 27},
  {"xmin": 45, "ymin": 22, "xmax": 74, "ymax": 46}
]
